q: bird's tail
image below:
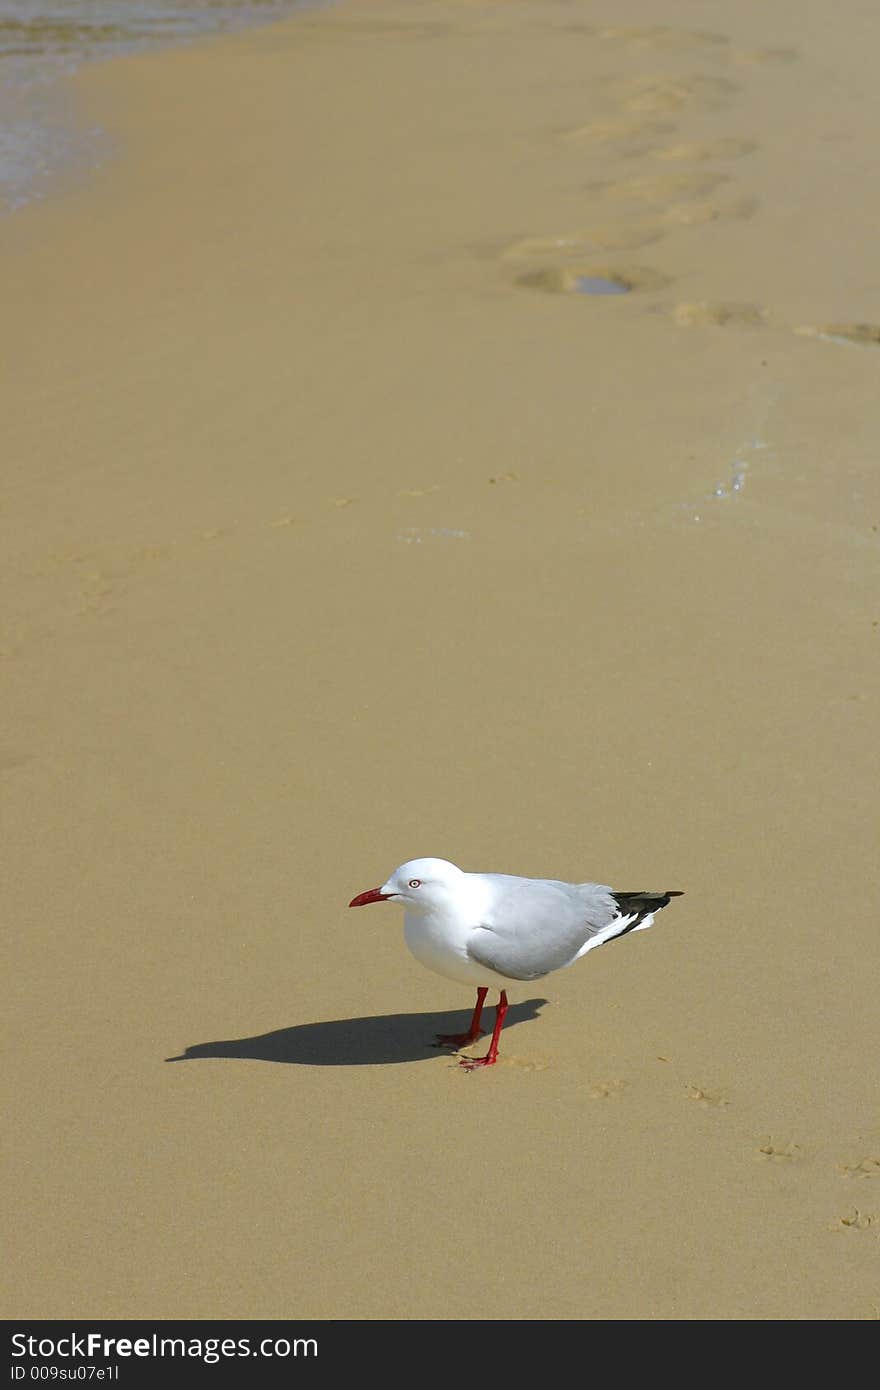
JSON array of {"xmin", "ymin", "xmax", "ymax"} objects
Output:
[
  {"xmin": 573, "ymin": 889, "xmax": 683, "ymax": 961},
  {"xmin": 610, "ymin": 889, "xmax": 683, "ymax": 940}
]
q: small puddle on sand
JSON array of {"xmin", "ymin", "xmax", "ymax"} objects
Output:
[
  {"xmin": 574, "ymin": 275, "xmax": 630, "ymax": 295},
  {"xmin": 516, "ymin": 264, "xmax": 670, "ymax": 295}
]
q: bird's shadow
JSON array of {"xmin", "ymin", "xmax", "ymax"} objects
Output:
[{"xmin": 166, "ymin": 999, "xmax": 547, "ymax": 1067}]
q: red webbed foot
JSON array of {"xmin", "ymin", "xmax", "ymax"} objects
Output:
[{"xmin": 458, "ymin": 1051, "xmax": 499, "ymax": 1070}]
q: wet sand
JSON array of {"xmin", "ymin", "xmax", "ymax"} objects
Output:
[
  {"xmin": 3, "ymin": 0, "xmax": 878, "ymax": 1319},
  {"xmin": 0, "ymin": 2, "xmax": 310, "ymax": 213}
]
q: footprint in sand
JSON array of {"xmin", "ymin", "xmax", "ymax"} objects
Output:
[
  {"xmin": 684, "ymin": 1082, "xmax": 729, "ymax": 1107},
  {"xmin": 500, "ymin": 223, "xmax": 665, "ymax": 260},
  {"xmin": 515, "ymin": 263, "xmax": 672, "ymax": 296},
  {"xmin": 840, "ymin": 1157, "xmax": 880, "ymax": 1181},
  {"xmin": 397, "ymin": 527, "xmax": 470, "ymax": 545},
  {"xmin": 667, "ymin": 301, "xmax": 769, "ymax": 329},
  {"xmin": 499, "ymin": 1055, "xmax": 549, "ymax": 1072},
  {"xmin": 450, "ymin": 1049, "xmax": 547, "ymax": 1073},
  {"xmin": 608, "ymin": 73, "xmax": 738, "ymax": 115},
  {"xmin": 656, "ymin": 1055, "xmax": 730, "ymax": 1108},
  {"xmin": 834, "ymin": 1209, "xmax": 878, "ymax": 1235},
  {"xmin": 661, "ymin": 195, "xmax": 759, "ymax": 225},
  {"xmin": 559, "ymin": 116, "xmax": 676, "ymax": 146},
  {"xmin": 595, "ymin": 26, "xmax": 729, "ymax": 53},
  {"xmin": 199, "ymin": 526, "xmax": 234, "ymax": 541},
  {"xmin": 756, "ymin": 1139, "xmax": 802, "ymax": 1162},
  {"xmin": 85, "ymin": 547, "xmax": 175, "ymax": 603},
  {"xmin": 586, "ymin": 171, "xmax": 730, "ymax": 204},
  {"xmin": 587, "ymin": 1079, "xmax": 626, "ymax": 1099},
  {"xmin": 795, "ymin": 323, "xmax": 880, "ymax": 348},
  {"xmin": 651, "ymin": 137, "xmax": 757, "ymax": 162}
]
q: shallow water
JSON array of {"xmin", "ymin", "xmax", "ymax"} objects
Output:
[{"xmin": 0, "ymin": 1, "xmax": 311, "ymax": 211}]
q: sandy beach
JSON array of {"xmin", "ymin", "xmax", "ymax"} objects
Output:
[{"xmin": 3, "ymin": 0, "xmax": 878, "ymax": 1319}]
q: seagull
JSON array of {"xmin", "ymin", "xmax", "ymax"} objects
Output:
[{"xmin": 349, "ymin": 857, "xmax": 683, "ymax": 1069}]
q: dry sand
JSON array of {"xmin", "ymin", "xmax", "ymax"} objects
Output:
[{"xmin": 3, "ymin": 0, "xmax": 879, "ymax": 1320}]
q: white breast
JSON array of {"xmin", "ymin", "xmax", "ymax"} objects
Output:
[{"xmin": 403, "ymin": 877, "xmax": 507, "ymax": 988}]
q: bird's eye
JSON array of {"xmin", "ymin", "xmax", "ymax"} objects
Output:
[{"xmin": 408, "ymin": 878, "xmax": 421, "ymax": 888}]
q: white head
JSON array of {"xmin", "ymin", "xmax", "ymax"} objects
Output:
[{"xmin": 349, "ymin": 858, "xmax": 464, "ymax": 914}]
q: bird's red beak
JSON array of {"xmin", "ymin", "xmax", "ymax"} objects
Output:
[{"xmin": 349, "ymin": 887, "xmax": 391, "ymax": 908}]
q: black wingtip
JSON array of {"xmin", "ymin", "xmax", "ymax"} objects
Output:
[{"xmin": 611, "ymin": 889, "xmax": 684, "ymax": 923}]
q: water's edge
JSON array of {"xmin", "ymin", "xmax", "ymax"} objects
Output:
[{"xmin": 0, "ymin": 2, "xmax": 316, "ymax": 213}]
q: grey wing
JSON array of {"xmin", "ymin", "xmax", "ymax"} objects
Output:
[{"xmin": 466, "ymin": 877, "xmax": 620, "ymax": 981}]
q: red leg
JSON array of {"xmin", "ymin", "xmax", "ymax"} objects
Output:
[
  {"xmin": 460, "ymin": 990, "xmax": 508, "ymax": 1069},
  {"xmin": 434, "ymin": 987, "xmax": 488, "ymax": 1048}
]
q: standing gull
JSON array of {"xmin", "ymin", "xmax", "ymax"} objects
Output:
[{"xmin": 349, "ymin": 857, "xmax": 683, "ymax": 1069}]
